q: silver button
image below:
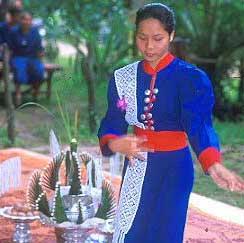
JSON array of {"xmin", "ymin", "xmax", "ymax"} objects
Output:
[
  {"xmin": 149, "ymin": 103, "xmax": 153, "ymax": 108},
  {"xmin": 140, "ymin": 114, "xmax": 146, "ymax": 120},
  {"xmin": 144, "ymin": 120, "xmax": 148, "ymax": 124},
  {"xmin": 153, "ymin": 88, "xmax": 159, "ymax": 94},
  {"xmin": 144, "ymin": 106, "xmax": 149, "ymax": 112},
  {"xmin": 144, "ymin": 97, "xmax": 150, "ymax": 103},
  {"xmin": 150, "ymin": 126, "xmax": 155, "ymax": 131},
  {"xmin": 147, "ymin": 113, "xmax": 152, "ymax": 119},
  {"xmin": 144, "ymin": 89, "xmax": 151, "ymax": 96}
]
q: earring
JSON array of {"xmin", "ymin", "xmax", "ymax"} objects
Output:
[{"xmin": 170, "ymin": 36, "xmax": 173, "ymax": 42}]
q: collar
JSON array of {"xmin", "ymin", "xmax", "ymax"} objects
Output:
[{"xmin": 143, "ymin": 52, "xmax": 175, "ymax": 75}]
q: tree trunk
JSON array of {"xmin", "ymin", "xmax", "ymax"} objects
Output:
[
  {"xmin": 238, "ymin": 57, "xmax": 244, "ymax": 104},
  {"xmin": 0, "ymin": 0, "xmax": 9, "ymax": 21},
  {"xmin": 3, "ymin": 44, "xmax": 15, "ymax": 145},
  {"xmin": 80, "ymin": 44, "xmax": 97, "ymax": 134}
]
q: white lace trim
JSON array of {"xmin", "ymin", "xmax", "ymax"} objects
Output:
[
  {"xmin": 112, "ymin": 152, "xmax": 148, "ymax": 243},
  {"xmin": 114, "ymin": 61, "xmax": 145, "ymax": 129}
]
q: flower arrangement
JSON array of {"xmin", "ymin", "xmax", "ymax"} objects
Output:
[{"xmin": 26, "ymin": 130, "xmax": 116, "ymax": 241}]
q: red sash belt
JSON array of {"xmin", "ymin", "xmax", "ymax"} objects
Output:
[{"xmin": 133, "ymin": 126, "xmax": 188, "ymax": 151}]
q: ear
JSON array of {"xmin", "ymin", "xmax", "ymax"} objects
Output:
[{"xmin": 170, "ymin": 31, "xmax": 175, "ymax": 42}]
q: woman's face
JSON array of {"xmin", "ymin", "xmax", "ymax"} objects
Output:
[{"xmin": 136, "ymin": 18, "xmax": 174, "ymax": 68}]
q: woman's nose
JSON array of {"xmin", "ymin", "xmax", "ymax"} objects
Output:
[{"xmin": 146, "ymin": 39, "xmax": 154, "ymax": 49}]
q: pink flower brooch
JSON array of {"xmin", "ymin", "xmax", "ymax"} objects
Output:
[{"xmin": 116, "ymin": 96, "xmax": 127, "ymax": 111}]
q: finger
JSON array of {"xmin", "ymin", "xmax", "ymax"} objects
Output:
[
  {"xmin": 231, "ymin": 174, "xmax": 244, "ymax": 191},
  {"xmin": 133, "ymin": 153, "xmax": 146, "ymax": 161},
  {"xmin": 139, "ymin": 146, "xmax": 154, "ymax": 153},
  {"xmin": 226, "ymin": 174, "xmax": 244, "ymax": 191},
  {"xmin": 235, "ymin": 175, "xmax": 244, "ymax": 186},
  {"xmin": 129, "ymin": 146, "xmax": 153, "ymax": 154},
  {"xmin": 127, "ymin": 155, "xmax": 136, "ymax": 167},
  {"xmin": 136, "ymin": 136, "xmax": 148, "ymax": 144},
  {"xmin": 231, "ymin": 181, "xmax": 244, "ymax": 193},
  {"xmin": 212, "ymin": 175, "xmax": 229, "ymax": 190},
  {"xmin": 218, "ymin": 181, "xmax": 229, "ymax": 191}
]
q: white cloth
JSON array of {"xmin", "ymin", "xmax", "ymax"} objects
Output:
[{"xmin": 0, "ymin": 157, "xmax": 21, "ymax": 195}]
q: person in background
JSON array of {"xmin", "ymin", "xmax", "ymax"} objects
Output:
[
  {"xmin": 8, "ymin": 11, "xmax": 44, "ymax": 105},
  {"xmin": 0, "ymin": 6, "xmax": 22, "ymax": 59}
]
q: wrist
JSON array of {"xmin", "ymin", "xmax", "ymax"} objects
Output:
[
  {"xmin": 107, "ymin": 139, "xmax": 117, "ymax": 153},
  {"xmin": 207, "ymin": 162, "xmax": 222, "ymax": 174}
]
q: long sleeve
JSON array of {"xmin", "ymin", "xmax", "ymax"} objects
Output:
[
  {"xmin": 97, "ymin": 75, "xmax": 129, "ymax": 157},
  {"xmin": 179, "ymin": 67, "xmax": 222, "ymax": 174}
]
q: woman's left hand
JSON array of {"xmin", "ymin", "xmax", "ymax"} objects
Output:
[{"xmin": 208, "ymin": 163, "xmax": 244, "ymax": 193}]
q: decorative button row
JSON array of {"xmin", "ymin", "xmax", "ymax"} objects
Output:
[{"xmin": 140, "ymin": 87, "xmax": 159, "ymax": 130}]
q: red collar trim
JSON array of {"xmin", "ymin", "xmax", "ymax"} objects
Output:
[{"xmin": 143, "ymin": 53, "xmax": 175, "ymax": 75}]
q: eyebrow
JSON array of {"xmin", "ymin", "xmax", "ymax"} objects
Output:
[{"xmin": 137, "ymin": 33, "xmax": 164, "ymax": 37}]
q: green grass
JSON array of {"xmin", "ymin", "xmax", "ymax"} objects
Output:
[
  {"xmin": 0, "ymin": 126, "xmax": 25, "ymax": 148},
  {"xmin": 193, "ymin": 161, "xmax": 244, "ymax": 208},
  {"xmin": 193, "ymin": 120, "xmax": 244, "ymax": 208},
  {"xmin": 214, "ymin": 119, "xmax": 244, "ymax": 145}
]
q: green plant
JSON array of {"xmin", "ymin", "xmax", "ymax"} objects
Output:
[
  {"xmin": 77, "ymin": 201, "xmax": 84, "ymax": 224},
  {"xmin": 27, "ymin": 170, "xmax": 51, "ymax": 217},
  {"xmin": 41, "ymin": 153, "xmax": 65, "ymax": 191},
  {"xmin": 95, "ymin": 180, "xmax": 116, "ymax": 220},
  {"xmin": 68, "ymin": 152, "xmax": 82, "ymax": 195},
  {"xmin": 52, "ymin": 182, "xmax": 68, "ymax": 223}
]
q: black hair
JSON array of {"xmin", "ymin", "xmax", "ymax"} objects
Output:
[
  {"xmin": 20, "ymin": 11, "xmax": 33, "ymax": 19},
  {"xmin": 8, "ymin": 6, "xmax": 22, "ymax": 17},
  {"xmin": 135, "ymin": 3, "xmax": 175, "ymax": 35}
]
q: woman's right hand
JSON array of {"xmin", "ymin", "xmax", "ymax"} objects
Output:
[{"xmin": 108, "ymin": 135, "xmax": 152, "ymax": 166}]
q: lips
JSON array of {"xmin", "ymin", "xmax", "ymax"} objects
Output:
[{"xmin": 145, "ymin": 53, "xmax": 155, "ymax": 57}]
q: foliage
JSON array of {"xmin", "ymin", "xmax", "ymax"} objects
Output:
[
  {"xmin": 24, "ymin": 0, "xmax": 133, "ymax": 132},
  {"xmin": 41, "ymin": 153, "xmax": 64, "ymax": 191},
  {"xmin": 26, "ymin": 170, "xmax": 51, "ymax": 216},
  {"xmin": 95, "ymin": 180, "xmax": 116, "ymax": 220},
  {"xmin": 68, "ymin": 152, "xmax": 82, "ymax": 195},
  {"xmin": 162, "ymin": 0, "xmax": 244, "ymax": 119},
  {"xmin": 65, "ymin": 150, "xmax": 72, "ymax": 186},
  {"xmin": 77, "ymin": 201, "xmax": 84, "ymax": 224},
  {"xmin": 80, "ymin": 152, "xmax": 93, "ymax": 167},
  {"xmin": 52, "ymin": 182, "xmax": 68, "ymax": 223}
]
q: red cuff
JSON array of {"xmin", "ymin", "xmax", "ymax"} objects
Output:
[
  {"xmin": 198, "ymin": 147, "xmax": 222, "ymax": 172},
  {"xmin": 99, "ymin": 134, "xmax": 119, "ymax": 148}
]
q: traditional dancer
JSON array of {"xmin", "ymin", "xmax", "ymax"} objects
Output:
[{"xmin": 98, "ymin": 3, "xmax": 244, "ymax": 243}]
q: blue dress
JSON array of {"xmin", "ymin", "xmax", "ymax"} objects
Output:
[
  {"xmin": 8, "ymin": 26, "xmax": 44, "ymax": 84},
  {"xmin": 98, "ymin": 53, "xmax": 222, "ymax": 243}
]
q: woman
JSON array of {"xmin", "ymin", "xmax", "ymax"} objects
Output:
[
  {"xmin": 98, "ymin": 3, "xmax": 244, "ymax": 243},
  {"xmin": 8, "ymin": 11, "xmax": 44, "ymax": 105}
]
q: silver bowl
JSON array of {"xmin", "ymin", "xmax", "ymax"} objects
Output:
[
  {"xmin": 65, "ymin": 202, "xmax": 95, "ymax": 223},
  {"xmin": 62, "ymin": 194, "xmax": 93, "ymax": 210}
]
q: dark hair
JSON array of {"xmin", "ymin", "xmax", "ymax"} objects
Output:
[
  {"xmin": 135, "ymin": 3, "xmax": 175, "ymax": 35},
  {"xmin": 8, "ymin": 6, "xmax": 22, "ymax": 17},
  {"xmin": 20, "ymin": 11, "xmax": 33, "ymax": 19}
]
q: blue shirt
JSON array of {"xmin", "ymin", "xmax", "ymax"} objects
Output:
[
  {"xmin": 0, "ymin": 21, "xmax": 17, "ymax": 45},
  {"xmin": 8, "ymin": 26, "xmax": 44, "ymax": 58}
]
